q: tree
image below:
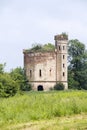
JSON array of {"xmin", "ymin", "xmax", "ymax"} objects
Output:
[
  {"xmin": 0, "ymin": 65, "xmax": 32, "ymax": 98},
  {"xmin": 68, "ymin": 39, "xmax": 87, "ymax": 89},
  {"xmin": 0, "ymin": 63, "xmax": 6, "ymax": 74},
  {"xmin": 0, "ymin": 73, "xmax": 18, "ymax": 97},
  {"xmin": 68, "ymin": 70, "xmax": 79, "ymax": 89},
  {"xmin": 10, "ymin": 67, "xmax": 31, "ymax": 91}
]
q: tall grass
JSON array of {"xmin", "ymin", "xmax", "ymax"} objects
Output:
[{"xmin": 0, "ymin": 90, "xmax": 87, "ymax": 129}]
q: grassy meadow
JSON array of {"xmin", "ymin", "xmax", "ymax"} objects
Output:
[{"xmin": 0, "ymin": 90, "xmax": 87, "ymax": 130}]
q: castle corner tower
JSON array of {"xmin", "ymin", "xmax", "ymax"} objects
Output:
[{"xmin": 54, "ymin": 33, "xmax": 68, "ymax": 89}]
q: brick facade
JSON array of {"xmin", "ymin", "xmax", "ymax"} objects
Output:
[{"xmin": 23, "ymin": 34, "xmax": 68, "ymax": 91}]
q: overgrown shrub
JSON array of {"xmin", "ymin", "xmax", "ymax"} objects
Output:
[
  {"xmin": 0, "ymin": 74, "xmax": 18, "ymax": 97},
  {"xmin": 20, "ymin": 83, "xmax": 32, "ymax": 91},
  {"xmin": 54, "ymin": 82, "xmax": 65, "ymax": 90}
]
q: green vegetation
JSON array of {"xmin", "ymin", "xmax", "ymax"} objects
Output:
[
  {"xmin": 58, "ymin": 32, "xmax": 68, "ymax": 40},
  {"xmin": 0, "ymin": 90, "xmax": 87, "ymax": 129},
  {"xmin": 54, "ymin": 82, "xmax": 65, "ymax": 90},
  {"xmin": 13, "ymin": 115, "xmax": 87, "ymax": 130},
  {"xmin": 0, "ymin": 35, "xmax": 87, "ymax": 129},
  {"xmin": 10, "ymin": 67, "xmax": 31, "ymax": 91},
  {"xmin": 0, "ymin": 37, "xmax": 87, "ymax": 98},
  {"xmin": 62, "ymin": 32, "xmax": 68, "ymax": 39},
  {"xmin": 0, "ymin": 73, "xmax": 18, "ymax": 97},
  {"xmin": 68, "ymin": 39, "xmax": 87, "ymax": 90},
  {"xmin": 0, "ymin": 64, "xmax": 31, "ymax": 97},
  {"xmin": 27, "ymin": 43, "xmax": 55, "ymax": 52}
]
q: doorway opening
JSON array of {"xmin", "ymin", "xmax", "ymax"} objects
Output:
[{"xmin": 37, "ymin": 85, "xmax": 44, "ymax": 91}]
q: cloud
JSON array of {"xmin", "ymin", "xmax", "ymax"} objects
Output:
[{"xmin": 0, "ymin": 0, "xmax": 87, "ymax": 71}]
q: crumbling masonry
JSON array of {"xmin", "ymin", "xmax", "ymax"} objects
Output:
[{"xmin": 23, "ymin": 34, "xmax": 68, "ymax": 91}]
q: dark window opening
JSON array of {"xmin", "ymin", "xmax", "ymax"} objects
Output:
[
  {"xmin": 63, "ymin": 55, "xmax": 65, "ymax": 59},
  {"xmin": 63, "ymin": 46, "xmax": 65, "ymax": 50},
  {"xmin": 37, "ymin": 85, "xmax": 44, "ymax": 91},
  {"xmin": 39, "ymin": 69, "xmax": 42, "ymax": 77},
  {"xmin": 50, "ymin": 69, "xmax": 51, "ymax": 76},
  {"xmin": 59, "ymin": 46, "xmax": 61, "ymax": 50},
  {"xmin": 30, "ymin": 70, "xmax": 32, "ymax": 78},
  {"xmin": 63, "ymin": 72, "xmax": 65, "ymax": 77},
  {"xmin": 63, "ymin": 64, "xmax": 65, "ymax": 68}
]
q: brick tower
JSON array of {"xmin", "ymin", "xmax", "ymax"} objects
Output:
[{"xmin": 54, "ymin": 34, "xmax": 68, "ymax": 89}]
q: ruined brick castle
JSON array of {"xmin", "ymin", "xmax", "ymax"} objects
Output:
[{"xmin": 23, "ymin": 34, "xmax": 68, "ymax": 91}]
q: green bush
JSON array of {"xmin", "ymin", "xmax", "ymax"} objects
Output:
[
  {"xmin": 54, "ymin": 82, "xmax": 65, "ymax": 90},
  {"xmin": 10, "ymin": 67, "xmax": 32, "ymax": 92},
  {"xmin": 0, "ymin": 74, "xmax": 18, "ymax": 97},
  {"xmin": 20, "ymin": 83, "xmax": 32, "ymax": 91}
]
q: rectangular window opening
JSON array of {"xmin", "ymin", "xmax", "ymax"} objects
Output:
[
  {"xmin": 39, "ymin": 69, "xmax": 42, "ymax": 77},
  {"xmin": 50, "ymin": 69, "xmax": 51, "ymax": 76},
  {"xmin": 59, "ymin": 46, "xmax": 61, "ymax": 50},
  {"xmin": 63, "ymin": 72, "xmax": 65, "ymax": 77},
  {"xmin": 30, "ymin": 70, "xmax": 32, "ymax": 78},
  {"xmin": 63, "ymin": 55, "xmax": 65, "ymax": 59},
  {"xmin": 63, "ymin": 46, "xmax": 65, "ymax": 50}
]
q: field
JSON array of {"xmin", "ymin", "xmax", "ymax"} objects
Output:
[{"xmin": 0, "ymin": 90, "xmax": 87, "ymax": 130}]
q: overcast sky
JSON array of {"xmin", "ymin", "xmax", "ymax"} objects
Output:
[{"xmin": 0, "ymin": 0, "xmax": 87, "ymax": 71}]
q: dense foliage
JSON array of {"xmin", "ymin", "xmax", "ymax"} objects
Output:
[
  {"xmin": 0, "ymin": 64, "xmax": 31, "ymax": 97},
  {"xmin": 54, "ymin": 82, "xmax": 65, "ymax": 90},
  {"xmin": 10, "ymin": 67, "xmax": 31, "ymax": 91},
  {"xmin": 28, "ymin": 43, "xmax": 55, "ymax": 52},
  {"xmin": 0, "ymin": 73, "xmax": 18, "ymax": 97},
  {"xmin": 68, "ymin": 39, "xmax": 87, "ymax": 89}
]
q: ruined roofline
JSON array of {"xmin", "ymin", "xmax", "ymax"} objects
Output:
[
  {"xmin": 54, "ymin": 33, "xmax": 68, "ymax": 41},
  {"xmin": 23, "ymin": 49, "xmax": 55, "ymax": 54},
  {"xmin": 23, "ymin": 33, "xmax": 68, "ymax": 54}
]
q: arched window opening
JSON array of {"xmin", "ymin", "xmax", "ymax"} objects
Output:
[{"xmin": 37, "ymin": 85, "xmax": 44, "ymax": 91}]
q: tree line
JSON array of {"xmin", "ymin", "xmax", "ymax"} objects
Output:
[{"xmin": 0, "ymin": 39, "xmax": 87, "ymax": 97}]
